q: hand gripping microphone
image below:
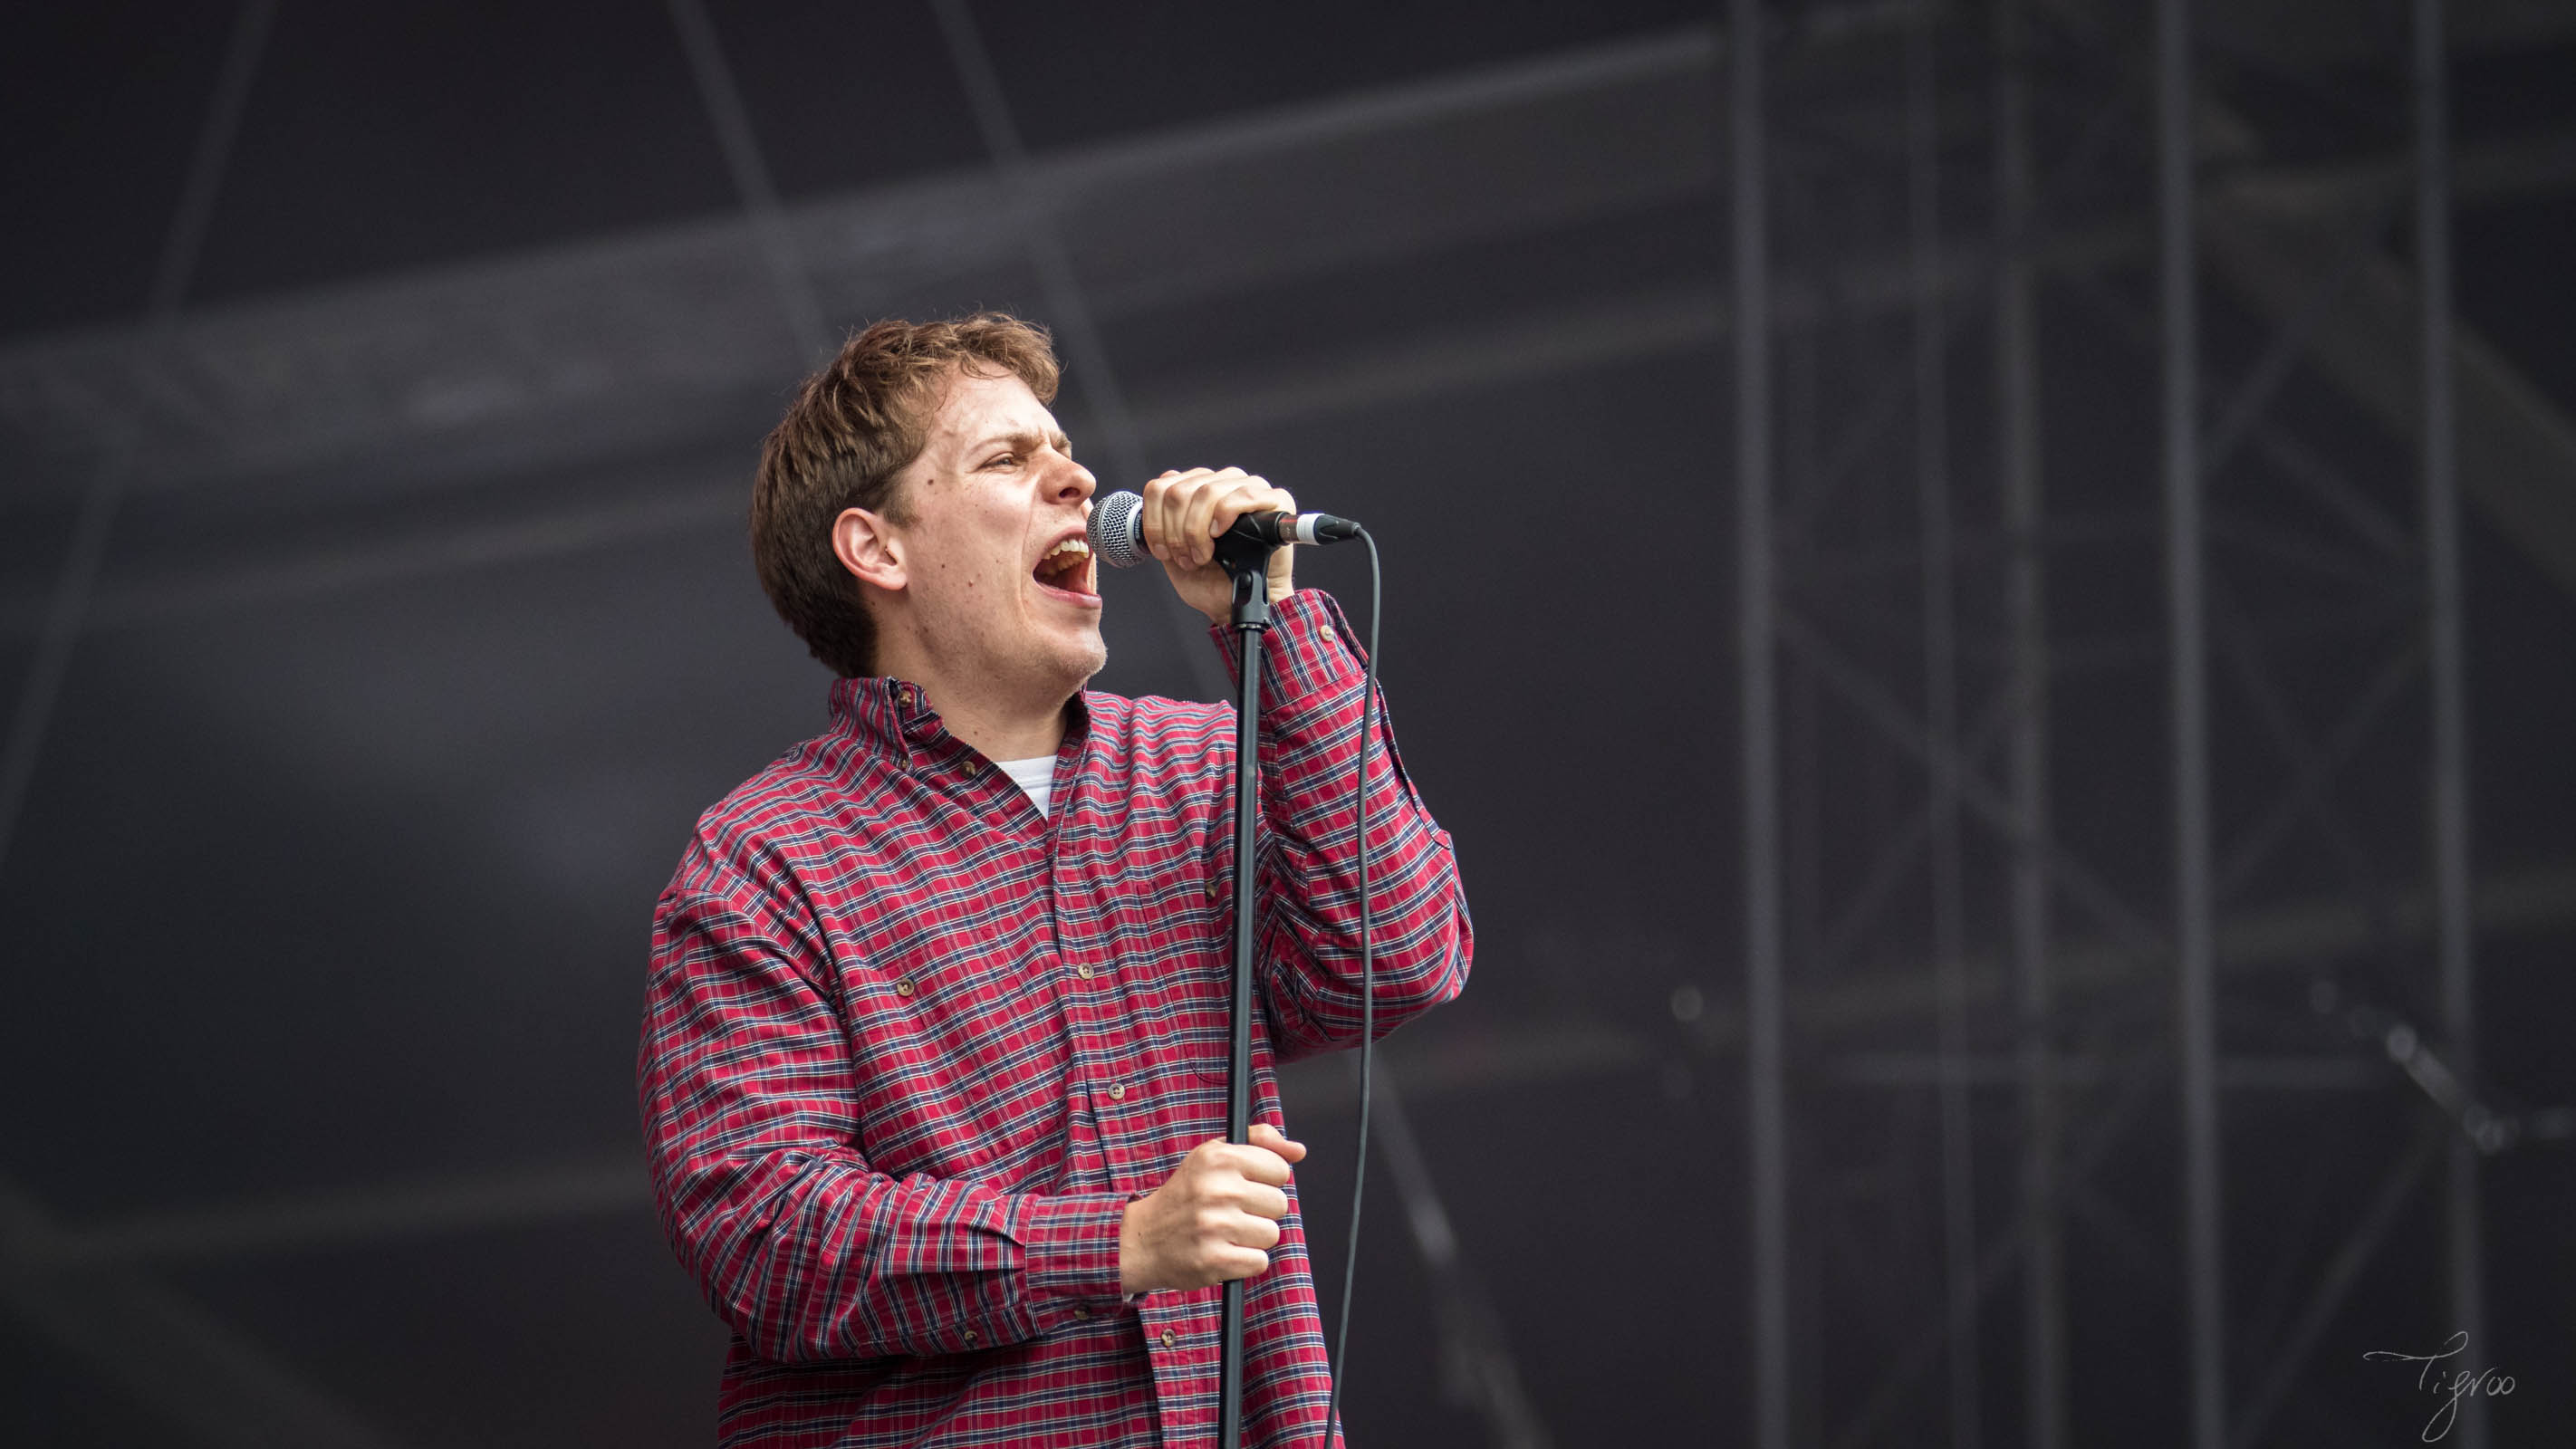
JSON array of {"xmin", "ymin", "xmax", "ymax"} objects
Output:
[{"xmin": 1089, "ymin": 489, "xmax": 1362, "ymax": 571}]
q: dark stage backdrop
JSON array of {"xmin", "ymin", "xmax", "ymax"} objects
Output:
[{"xmin": 5, "ymin": 3, "xmax": 2575, "ymax": 1446}]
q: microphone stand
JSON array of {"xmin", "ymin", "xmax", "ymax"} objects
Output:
[{"xmin": 1217, "ymin": 552, "xmax": 1271, "ymax": 1449}]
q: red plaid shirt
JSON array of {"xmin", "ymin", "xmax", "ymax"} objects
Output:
[{"xmin": 639, "ymin": 591, "xmax": 1471, "ymax": 1447}]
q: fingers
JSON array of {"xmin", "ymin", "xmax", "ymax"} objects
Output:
[
  {"xmin": 1123, "ymin": 1131, "xmax": 1309, "ymax": 1292},
  {"xmin": 1186, "ymin": 1138, "xmax": 1293, "ymax": 1244},
  {"xmin": 1249, "ymin": 1121, "xmax": 1308, "ymax": 1164},
  {"xmin": 1138, "ymin": 467, "xmax": 1294, "ymax": 569},
  {"xmin": 1140, "ymin": 469, "xmax": 1191, "ymax": 564},
  {"xmin": 1178, "ymin": 477, "xmax": 1226, "ymax": 567},
  {"xmin": 1197, "ymin": 476, "xmax": 1293, "ymax": 562},
  {"xmin": 1244, "ymin": 1182, "xmax": 1292, "ymax": 1223},
  {"xmin": 1139, "ymin": 469, "xmax": 1207, "ymax": 565},
  {"xmin": 1220, "ymin": 1142, "xmax": 1294, "ymax": 1189},
  {"xmin": 1209, "ymin": 1243, "xmax": 1274, "ymax": 1281}
]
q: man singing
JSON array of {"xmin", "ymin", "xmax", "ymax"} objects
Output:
[{"xmin": 638, "ymin": 312, "xmax": 1471, "ymax": 1446}]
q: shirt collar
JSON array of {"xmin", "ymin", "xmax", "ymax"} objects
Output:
[{"xmin": 825, "ymin": 676, "xmax": 1094, "ymax": 771}]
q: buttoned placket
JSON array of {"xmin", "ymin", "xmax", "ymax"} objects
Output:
[
  {"xmin": 905, "ymin": 687, "xmax": 1130, "ymax": 1216},
  {"xmin": 1042, "ymin": 714, "xmax": 1132, "ymax": 1200}
]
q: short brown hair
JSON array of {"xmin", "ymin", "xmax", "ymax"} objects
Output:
[{"xmin": 750, "ymin": 312, "xmax": 1062, "ymax": 677}]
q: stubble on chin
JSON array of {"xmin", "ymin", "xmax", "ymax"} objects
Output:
[{"xmin": 1062, "ymin": 628, "xmax": 1108, "ymax": 691}]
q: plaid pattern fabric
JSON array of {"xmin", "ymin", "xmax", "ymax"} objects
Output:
[{"xmin": 639, "ymin": 591, "xmax": 1472, "ymax": 1447}]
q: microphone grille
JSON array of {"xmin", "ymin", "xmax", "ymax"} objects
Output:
[{"xmin": 1091, "ymin": 489, "xmax": 1149, "ymax": 569}]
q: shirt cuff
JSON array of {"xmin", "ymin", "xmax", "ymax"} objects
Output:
[
  {"xmin": 1017, "ymin": 1190, "xmax": 1131, "ymax": 1319},
  {"xmin": 1207, "ymin": 589, "xmax": 1363, "ymax": 712}
]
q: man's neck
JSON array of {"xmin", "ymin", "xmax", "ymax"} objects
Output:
[
  {"xmin": 877, "ymin": 648, "xmax": 1077, "ymax": 762},
  {"xmin": 918, "ymin": 683, "xmax": 1072, "ymax": 762}
]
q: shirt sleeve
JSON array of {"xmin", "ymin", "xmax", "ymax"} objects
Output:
[
  {"xmin": 1209, "ymin": 589, "xmax": 1474, "ymax": 1060},
  {"xmin": 638, "ymin": 859, "xmax": 1130, "ymax": 1364}
]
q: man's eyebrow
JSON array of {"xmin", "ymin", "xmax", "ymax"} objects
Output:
[{"xmin": 963, "ymin": 427, "xmax": 1071, "ymax": 457}]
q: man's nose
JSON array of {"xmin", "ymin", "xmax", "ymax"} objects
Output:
[{"xmin": 1052, "ymin": 455, "xmax": 1097, "ymax": 503}]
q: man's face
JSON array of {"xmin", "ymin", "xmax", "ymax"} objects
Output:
[{"xmin": 885, "ymin": 368, "xmax": 1105, "ymax": 692}]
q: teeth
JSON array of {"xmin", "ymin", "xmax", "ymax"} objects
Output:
[{"xmin": 1044, "ymin": 539, "xmax": 1089, "ymax": 561}]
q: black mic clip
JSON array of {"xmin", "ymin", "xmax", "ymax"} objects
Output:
[
  {"xmin": 1213, "ymin": 510, "xmax": 1361, "ymax": 577},
  {"xmin": 1213, "ymin": 529, "xmax": 1280, "ymax": 581},
  {"xmin": 1226, "ymin": 553, "xmax": 1273, "ymax": 629}
]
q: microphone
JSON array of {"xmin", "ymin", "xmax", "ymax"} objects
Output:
[{"xmin": 1089, "ymin": 490, "xmax": 1361, "ymax": 571}]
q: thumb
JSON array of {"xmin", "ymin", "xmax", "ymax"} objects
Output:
[{"xmin": 1250, "ymin": 1121, "xmax": 1308, "ymax": 1163}]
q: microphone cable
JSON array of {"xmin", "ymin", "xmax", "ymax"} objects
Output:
[{"xmin": 1322, "ymin": 525, "xmax": 1380, "ymax": 1448}]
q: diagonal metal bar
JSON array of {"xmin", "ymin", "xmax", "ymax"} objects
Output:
[
  {"xmin": 18, "ymin": 1158, "xmax": 647, "ymax": 1269},
  {"xmin": 2205, "ymin": 580, "xmax": 2403, "ymax": 957},
  {"xmin": 1791, "ymin": 509, "xmax": 2153, "ymax": 590},
  {"xmin": 665, "ymin": 0, "xmax": 831, "ymax": 363},
  {"xmin": 1, "ymin": 1269, "xmax": 408, "ymax": 1449},
  {"xmin": 928, "ymin": 0, "xmax": 1227, "ymax": 699},
  {"xmin": 1781, "ymin": 320, "xmax": 1949, "ymax": 544},
  {"xmin": 2055, "ymin": 270, "xmax": 2424, "ymax": 574},
  {"xmin": 2215, "ymin": 636, "xmax": 2426, "ymax": 901},
  {"xmin": 2246, "ymin": 427, "xmax": 2417, "ymax": 560},
  {"xmin": 1786, "ymin": 54, "xmax": 2148, "ymax": 548},
  {"xmin": 0, "ymin": 0, "xmax": 273, "ymax": 885},
  {"xmin": 2200, "ymin": 191, "xmax": 2408, "ymax": 485},
  {"xmin": 1, "ymin": 1171, "xmax": 405, "ymax": 1449},
  {"xmin": 2228, "ymin": 1117, "xmax": 2446, "ymax": 1448},
  {"xmin": 1788, "ymin": 33, "xmax": 2155, "ymax": 536},
  {"xmin": 2234, "ymin": 1111, "xmax": 2349, "ymax": 1365},
  {"xmin": 1814, "ymin": 688, "xmax": 2019, "ymax": 978},
  {"xmin": 2205, "ymin": 510, "xmax": 2407, "ymax": 590},
  {"xmin": 1365, "ymin": 1065, "xmax": 1552, "ymax": 1449},
  {"xmin": 1778, "ymin": 607, "xmax": 2168, "ymax": 961},
  {"xmin": 1831, "ymin": 1051, "xmax": 2173, "ymax": 1449},
  {"xmin": 2062, "ymin": 1177, "xmax": 2170, "ymax": 1289}
]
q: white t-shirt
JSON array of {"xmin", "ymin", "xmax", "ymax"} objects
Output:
[{"xmin": 995, "ymin": 755, "xmax": 1056, "ymax": 819}]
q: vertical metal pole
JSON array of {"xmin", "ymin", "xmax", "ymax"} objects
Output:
[
  {"xmin": 2416, "ymin": 3, "xmax": 2485, "ymax": 1445},
  {"xmin": 1789, "ymin": 317, "xmax": 1829, "ymax": 1449},
  {"xmin": 2158, "ymin": 4, "xmax": 2226, "ymax": 1447},
  {"xmin": 1733, "ymin": 5, "xmax": 1790, "ymax": 1448},
  {"xmin": 1910, "ymin": 14, "xmax": 1982, "ymax": 1448},
  {"xmin": 1219, "ymin": 581, "xmax": 1268, "ymax": 1449},
  {"xmin": 1994, "ymin": 2, "xmax": 2065, "ymax": 1444}
]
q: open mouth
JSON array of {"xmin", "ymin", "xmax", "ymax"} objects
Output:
[{"xmin": 1033, "ymin": 536, "xmax": 1097, "ymax": 599}]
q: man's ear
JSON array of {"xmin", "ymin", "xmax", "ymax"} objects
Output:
[{"xmin": 831, "ymin": 506, "xmax": 906, "ymax": 593}]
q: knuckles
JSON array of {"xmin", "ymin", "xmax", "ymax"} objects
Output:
[{"xmin": 1139, "ymin": 1129, "xmax": 1303, "ymax": 1291}]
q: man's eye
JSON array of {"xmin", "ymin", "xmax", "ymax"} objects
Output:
[{"xmin": 985, "ymin": 453, "xmax": 1017, "ymax": 469}]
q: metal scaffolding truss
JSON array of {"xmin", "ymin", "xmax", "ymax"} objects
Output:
[{"xmin": 1734, "ymin": 0, "xmax": 2541, "ymax": 1444}]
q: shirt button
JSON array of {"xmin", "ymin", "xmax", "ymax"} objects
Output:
[
  {"xmin": 1205, "ymin": 877, "xmax": 1220, "ymax": 900},
  {"xmin": 1159, "ymin": 1329, "xmax": 1177, "ymax": 1349},
  {"xmin": 1075, "ymin": 963, "xmax": 1094, "ymax": 980},
  {"xmin": 895, "ymin": 978, "xmax": 915, "ymax": 997},
  {"xmin": 1321, "ymin": 624, "xmax": 1338, "ymax": 643},
  {"xmin": 963, "ymin": 1329, "xmax": 979, "ymax": 1347},
  {"xmin": 1108, "ymin": 1082, "xmax": 1127, "ymax": 1101},
  {"xmin": 1073, "ymin": 1305, "xmax": 1091, "ymax": 1319}
]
